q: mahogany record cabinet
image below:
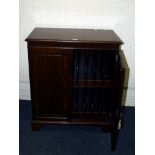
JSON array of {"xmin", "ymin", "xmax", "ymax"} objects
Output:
[{"xmin": 25, "ymin": 28, "xmax": 126, "ymax": 150}]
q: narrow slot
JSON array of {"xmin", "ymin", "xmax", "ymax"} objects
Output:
[
  {"xmin": 91, "ymin": 52, "xmax": 97, "ymax": 80},
  {"xmin": 73, "ymin": 88, "xmax": 79, "ymax": 116},
  {"xmin": 82, "ymin": 88, "xmax": 87, "ymax": 116},
  {"xmin": 74, "ymin": 51, "xmax": 80, "ymax": 82},
  {"xmin": 103, "ymin": 52, "xmax": 109, "ymax": 79},
  {"xmin": 96, "ymin": 51, "xmax": 102, "ymax": 80},
  {"xmin": 79, "ymin": 51, "xmax": 85, "ymax": 79},
  {"xmin": 84, "ymin": 50, "xmax": 89, "ymax": 82}
]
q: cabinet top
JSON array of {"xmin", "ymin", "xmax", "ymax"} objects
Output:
[{"xmin": 25, "ymin": 27, "xmax": 123, "ymax": 44}]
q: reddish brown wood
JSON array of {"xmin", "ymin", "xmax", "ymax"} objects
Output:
[
  {"xmin": 25, "ymin": 28, "xmax": 123, "ymax": 43},
  {"xmin": 26, "ymin": 28, "xmax": 126, "ymax": 151},
  {"xmin": 28, "ymin": 47, "xmax": 73, "ymax": 119},
  {"xmin": 25, "ymin": 28, "xmax": 123, "ymax": 50}
]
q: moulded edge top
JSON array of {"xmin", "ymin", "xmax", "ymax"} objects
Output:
[{"xmin": 25, "ymin": 27, "xmax": 123, "ymax": 44}]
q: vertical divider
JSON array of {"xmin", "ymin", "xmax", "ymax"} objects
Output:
[
  {"xmin": 73, "ymin": 50, "xmax": 80, "ymax": 117},
  {"xmin": 96, "ymin": 51, "xmax": 101, "ymax": 115},
  {"xmin": 96, "ymin": 50, "xmax": 101, "ymax": 80},
  {"xmin": 99, "ymin": 89, "xmax": 102, "ymax": 115},
  {"xmin": 84, "ymin": 49, "xmax": 89, "ymax": 82},
  {"xmin": 104, "ymin": 52, "xmax": 108, "ymax": 79},
  {"xmin": 84, "ymin": 49, "xmax": 89, "ymax": 115},
  {"xmin": 76, "ymin": 50, "xmax": 80, "ymax": 83}
]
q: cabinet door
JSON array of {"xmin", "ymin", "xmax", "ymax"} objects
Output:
[{"xmin": 28, "ymin": 47, "xmax": 73, "ymax": 119}]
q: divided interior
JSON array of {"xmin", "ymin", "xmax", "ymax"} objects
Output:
[
  {"xmin": 72, "ymin": 49, "xmax": 117, "ymax": 120},
  {"xmin": 73, "ymin": 49, "xmax": 116, "ymax": 81}
]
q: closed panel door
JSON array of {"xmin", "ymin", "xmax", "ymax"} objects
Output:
[{"xmin": 28, "ymin": 47, "xmax": 73, "ymax": 118}]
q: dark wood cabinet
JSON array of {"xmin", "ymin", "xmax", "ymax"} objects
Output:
[
  {"xmin": 25, "ymin": 28, "xmax": 126, "ymax": 150},
  {"xmin": 28, "ymin": 47, "xmax": 73, "ymax": 119}
]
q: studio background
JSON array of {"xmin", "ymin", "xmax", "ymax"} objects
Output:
[{"xmin": 19, "ymin": 0, "xmax": 135, "ymax": 106}]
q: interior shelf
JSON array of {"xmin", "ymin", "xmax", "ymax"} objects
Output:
[{"xmin": 73, "ymin": 80, "xmax": 113, "ymax": 88}]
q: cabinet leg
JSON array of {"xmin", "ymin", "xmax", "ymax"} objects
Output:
[
  {"xmin": 31, "ymin": 122, "xmax": 42, "ymax": 131},
  {"xmin": 111, "ymin": 126, "xmax": 118, "ymax": 151}
]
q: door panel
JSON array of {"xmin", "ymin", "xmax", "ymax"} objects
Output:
[{"xmin": 28, "ymin": 47, "xmax": 73, "ymax": 118}]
